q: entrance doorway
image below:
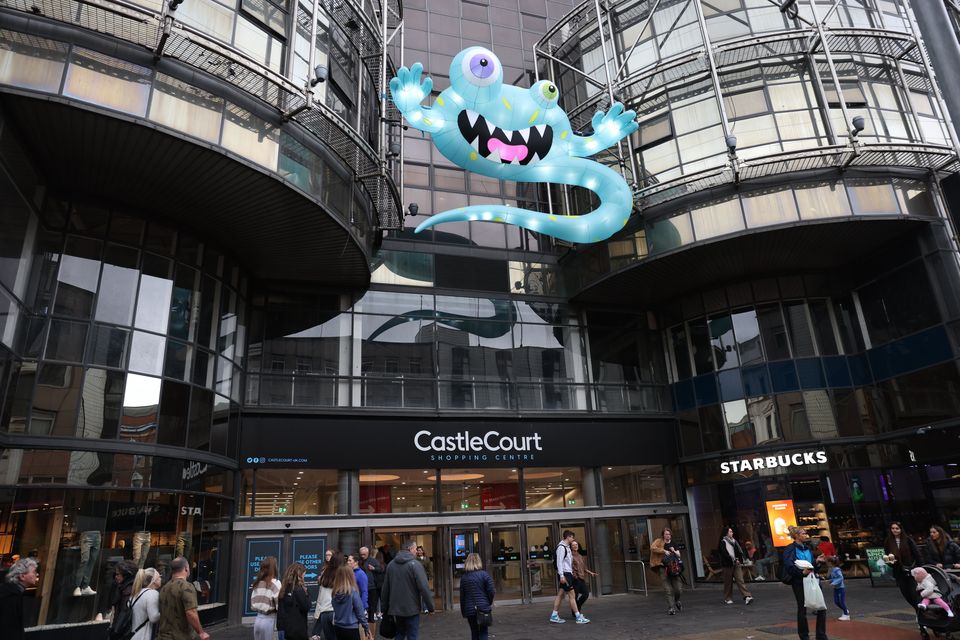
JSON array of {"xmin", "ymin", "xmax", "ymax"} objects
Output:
[
  {"xmin": 372, "ymin": 528, "xmax": 442, "ymax": 610},
  {"xmin": 449, "ymin": 527, "xmax": 479, "ymax": 605},
  {"xmin": 489, "ymin": 525, "xmax": 522, "ymax": 603}
]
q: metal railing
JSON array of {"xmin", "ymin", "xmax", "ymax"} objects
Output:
[{"xmin": 624, "ymin": 559, "xmax": 648, "ymax": 596}]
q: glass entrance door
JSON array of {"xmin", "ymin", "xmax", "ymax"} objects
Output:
[
  {"xmin": 624, "ymin": 517, "xmax": 650, "ymax": 594},
  {"xmin": 373, "ymin": 528, "xmax": 441, "ymax": 609},
  {"xmin": 490, "ymin": 525, "xmax": 523, "ymax": 602},
  {"xmin": 450, "ymin": 527, "xmax": 479, "ymax": 604},
  {"xmin": 524, "ymin": 524, "xmax": 556, "ymax": 599}
]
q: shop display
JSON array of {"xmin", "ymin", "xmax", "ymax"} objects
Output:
[{"xmin": 795, "ymin": 501, "xmax": 831, "ymax": 540}]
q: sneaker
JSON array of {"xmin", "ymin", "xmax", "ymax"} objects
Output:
[
  {"xmin": 724, "ymin": 599, "xmax": 734, "ymax": 604},
  {"xmin": 755, "ymin": 576, "xmax": 766, "ymax": 581},
  {"xmin": 675, "ymin": 601, "xmax": 682, "ymax": 612},
  {"xmin": 576, "ymin": 614, "xmax": 590, "ymax": 624},
  {"xmin": 948, "ymin": 611, "xmax": 955, "ymax": 618},
  {"xmin": 72, "ymin": 587, "xmax": 82, "ymax": 597},
  {"xmin": 81, "ymin": 587, "xmax": 97, "ymax": 596},
  {"xmin": 668, "ymin": 608, "xmax": 677, "ymax": 616},
  {"xmin": 744, "ymin": 596, "xmax": 753, "ymax": 605},
  {"xmin": 919, "ymin": 604, "xmax": 928, "ymax": 610},
  {"xmin": 549, "ymin": 612, "xmax": 565, "ymax": 624},
  {"xmin": 838, "ymin": 615, "xmax": 850, "ymax": 621}
]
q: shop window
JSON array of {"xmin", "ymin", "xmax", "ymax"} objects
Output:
[
  {"xmin": 523, "ymin": 467, "xmax": 582, "ymax": 510},
  {"xmin": 252, "ymin": 469, "xmax": 340, "ymax": 516},
  {"xmin": 359, "ymin": 469, "xmax": 437, "ymax": 514},
  {"xmin": 601, "ymin": 465, "xmax": 669, "ymax": 505}
]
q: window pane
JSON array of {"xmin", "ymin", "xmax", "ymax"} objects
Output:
[
  {"xmin": 522, "ymin": 467, "xmax": 582, "ymax": 510},
  {"xmin": 691, "ymin": 198, "xmax": 745, "ymax": 240},
  {"xmin": 88, "ymin": 324, "xmax": 130, "ymax": 368},
  {"xmin": 157, "ymin": 380, "xmax": 190, "ymax": 446},
  {"xmin": 78, "ymin": 368, "xmax": 124, "ymax": 439},
  {"xmin": 848, "ymin": 181, "xmax": 898, "ymax": 214},
  {"xmin": 96, "ymin": 246, "xmax": 140, "ymax": 325},
  {"xmin": 796, "ymin": 182, "xmax": 851, "ymax": 219},
  {"xmin": 647, "ymin": 214, "xmax": 694, "ymax": 254},
  {"xmin": 602, "ymin": 465, "xmax": 669, "ymax": 505},
  {"xmin": 121, "ymin": 373, "xmax": 161, "ymax": 444},
  {"xmin": 135, "ymin": 275, "xmax": 173, "ymax": 334},
  {"xmin": 723, "ymin": 399, "xmax": 754, "ymax": 449},
  {"xmin": 0, "ymin": 36, "xmax": 67, "ymax": 92},
  {"xmin": 670, "ymin": 325, "xmax": 692, "ymax": 379},
  {"xmin": 742, "ymin": 189, "xmax": 799, "ymax": 228},
  {"xmin": 359, "ymin": 469, "xmax": 437, "ymax": 513},
  {"xmin": 150, "ymin": 74, "xmax": 224, "ymax": 144},
  {"xmin": 749, "ymin": 395, "xmax": 779, "ymax": 444},
  {"xmin": 63, "ymin": 48, "xmax": 151, "ymax": 116},
  {"xmin": 129, "ymin": 331, "xmax": 165, "ymax": 375},
  {"xmin": 30, "ymin": 364, "xmax": 82, "ymax": 436},
  {"xmin": 55, "ymin": 238, "xmax": 101, "ymax": 318},
  {"xmin": 188, "ymin": 387, "xmax": 213, "ymax": 451},
  {"xmin": 46, "ymin": 319, "xmax": 88, "ymax": 363},
  {"xmin": 688, "ymin": 319, "xmax": 713, "ymax": 375},
  {"xmin": 783, "ymin": 302, "xmax": 815, "ymax": 357},
  {"xmin": 732, "ymin": 309, "xmax": 763, "ymax": 365},
  {"xmin": 758, "ymin": 304, "xmax": 790, "ymax": 360},
  {"xmin": 709, "ymin": 314, "xmax": 739, "ymax": 370}
]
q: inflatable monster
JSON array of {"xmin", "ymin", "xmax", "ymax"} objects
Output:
[{"xmin": 389, "ymin": 47, "xmax": 638, "ymax": 244}]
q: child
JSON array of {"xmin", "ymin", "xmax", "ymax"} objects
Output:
[
  {"xmin": 827, "ymin": 557, "xmax": 850, "ymax": 621},
  {"xmin": 912, "ymin": 567, "xmax": 955, "ymax": 617}
]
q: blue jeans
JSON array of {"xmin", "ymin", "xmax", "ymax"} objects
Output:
[
  {"xmin": 75, "ymin": 531, "xmax": 101, "ymax": 588},
  {"xmin": 834, "ymin": 587, "xmax": 848, "ymax": 615},
  {"xmin": 467, "ymin": 615, "xmax": 488, "ymax": 640},
  {"xmin": 395, "ymin": 614, "xmax": 421, "ymax": 640}
]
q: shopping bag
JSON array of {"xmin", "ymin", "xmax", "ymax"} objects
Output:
[{"xmin": 803, "ymin": 573, "xmax": 826, "ymax": 611}]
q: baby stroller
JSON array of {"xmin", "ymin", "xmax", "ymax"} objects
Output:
[{"xmin": 911, "ymin": 565, "xmax": 960, "ymax": 640}]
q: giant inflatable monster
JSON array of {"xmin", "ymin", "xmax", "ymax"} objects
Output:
[{"xmin": 389, "ymin": 47, "xmax": 639, "ymax": 244}]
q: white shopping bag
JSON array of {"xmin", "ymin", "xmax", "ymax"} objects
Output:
[{"xmin": 803, "ymin": 573, "xmax": 826, "ymax": 611}]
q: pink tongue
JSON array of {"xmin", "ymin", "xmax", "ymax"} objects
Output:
[{"xmin": 487, "ymin": 138, "xmax": 528, "ymax": 162}]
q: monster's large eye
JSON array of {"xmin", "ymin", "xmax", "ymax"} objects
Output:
[
  {"xmin": 460, "ymin": 48, "xmax": 500, "ymax": 87},
  {"xmin": 530, "ymin": 80, "xmax": 561, "ymax": 109}
]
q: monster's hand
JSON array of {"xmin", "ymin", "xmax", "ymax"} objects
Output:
[
  {"xmin": 389, "ymin": 62, "xmax": 440, "ymax": 133},
  {"xmin": 570, "ymin": 102, "xmax": 638, "ymax": 157}
]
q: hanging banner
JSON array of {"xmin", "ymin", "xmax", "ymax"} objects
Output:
[{"xmin": 766, "ymin": 499, "xmax": 798, "ymax": 547}]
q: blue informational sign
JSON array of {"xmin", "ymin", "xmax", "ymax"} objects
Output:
[
  {"xmin": 292, "ymin": 536, "xmax": 327, "ymax": 603},
  {"xmin": 244, "ymin": 538, "xmax": 283, "ymax": 616}
]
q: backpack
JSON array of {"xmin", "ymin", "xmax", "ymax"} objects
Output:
[
  {"xmin": 109, "ymin": 591, "xmax": 149, "ymax": 640},
  {"xmin": 664, "ymin": 555, "xmax": 683, "ymax": 577},
  {"xmin": 779, "ymin": 548, "xmax": 794, "ymax": 585}
]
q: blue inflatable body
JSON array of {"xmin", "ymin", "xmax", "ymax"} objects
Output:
[{"xmin": 389, "ymin": 47, "xmax": 638, "ymax": 244}]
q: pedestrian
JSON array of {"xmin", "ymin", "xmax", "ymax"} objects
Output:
[
  {"xmin": 130, "ymin": 568, "xmax": 162, "ymax": 640},
  {"xmin": 816, "ymin": 537, "xmax": 836, "ymax": 559},
  {"xmin": 459, "ymin": 553, "xmax": 495, "ymax": 640},
  {"xmin": 312, "ymin": 551, "xmax": 343, "ymax": 640},
  {"xmin": 359, "ymin": 547, "xmax": 384, "ymax": 622},
  {"xmin": 718, "ymin": 527, "xmax": 753, "ymax": 605},
  {"xmin": 0, "ymin": 558, "xmax": 39, "ymax": 640},
  {"xmin": 331, "ymin": 564, "xmax": 371, "ymax": 640},
  {"xmin": 158, "ymin": 556, "xmax": 210, "ymax": 640},
  {"xmin": 109, "ymin": 560, "xmax": 139, "ymax": 635},
  {"xmin": 650, "ymin": 527, "xmax": 684, "ymax": 615},
  {"xmin": 825, "ymin": 556, "xmax": 849, "ymax": 621},
  {"xmin": 414, "ymin": 547, "xmax": 432, "ymax": 613},
  {"xmin": 347, "ymin": 555, "xmax": 368, "ymax": 612},
  {"xmin": 548, "ymin": 529, "xmax": 589, "ymax": 624},
  {"xmin": 884, "ymin": 521, "xmax": 921, "ymax": 606},
  {"xmin": 924, "ymin": 525, "xmax": 960, "ymax": 569},
  {"xmin": 250, "ymin": 556, "xmax": 281, "ymax": 640},
  {"xmin": 278, "ymin": 563, "xmax": 310, "ymax": 640},
  {"xmin": 912, "ymin": 566, "xmax": 955, "ymax": 617},
  {"xmin": 569, "ymin": 540, "xmax": 597, "ymax": 615},
  {"xmin": 782, "ymin": 526, "xmax": 828, "ymax": 640},
  {"xmin": 380, "ymin": 538, "xmax": 434, "ymax": 640}
]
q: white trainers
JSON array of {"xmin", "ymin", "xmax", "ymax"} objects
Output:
[
  {"xmin": 549, "ymin": 612, "xmax": 565, "ymax": 624},
  {"xmin": 724, "ymin": 599, "xmax": 734, "ymax": 604},
  {"xmin": 575, "ymin": 614, "xmax": 590, "ymax": 624},
  {"xmin": 755, "ymin": 576, "xmax": 766, "ymax": 581},
  {"xmin": 744, "ymin": 596, "xmax": 753, "ymax": 605},
  {"xmin": 81, "ymin": 587, "xmax": 97, "ymax": 596},
  {"xmin": 838, "ymin": 614, "xmax": 850, "ymax": 621},
  {"xmin": 73, "ymin": 587, "xmax": 82, "ymax": 597}
]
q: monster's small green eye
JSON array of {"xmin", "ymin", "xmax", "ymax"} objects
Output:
[{"xmin": 541, "ymin": 83, "xmax": 559, "ymax": 101}]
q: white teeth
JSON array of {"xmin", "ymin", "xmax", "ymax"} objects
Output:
[
  {"xmin": 487, "ymin": 149, "xmax": 501, "ymax": 163},
  {"xmin": 467, "ymin": 110, "xmax": 480, "ymax": 126},
  {"xmin": 487, "ymin": 120, "xmax": 497, "ymax": 135},
  {"xmin": 518, "ymin": 127, "xmax": 530, "ymax": 144},
  {"xmin": 535, "ymin": 124, "xmax": 546, "ymax": 136},
  {"xmin": 510, "ymin": 157, "xmax": 520, "ymax": 165}
]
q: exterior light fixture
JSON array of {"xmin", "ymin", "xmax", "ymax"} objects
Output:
[{"xmin": 310, "ymin": 65, "xmax": 328, "ymax": 87}]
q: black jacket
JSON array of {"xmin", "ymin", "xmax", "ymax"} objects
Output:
[
  {"xmin": 361, "ymin": 555, "xmax": 385, "ymax": 591},
  {"xmin": 381, "ymin": 550, "xmax": 434, "ymax": 617},
  {"xmin": 459, "ymin": 570, "xmax": 495, "ymax": 618},
  {"xmin": 717, "ymin": 537, "xmax": 746, "ymax": 568},
  {"xmin": 277, "ymin": 585, "xmax": 310, "ymax": 640},
  {"xmin": 925, "ymin": 539, "xmax": 960, "ymax": 567},
  {"xmin": 0, "ymin": 582, "xmax": 25, "ymax": 640}
]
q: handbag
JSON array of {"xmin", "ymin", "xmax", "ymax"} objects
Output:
[
  {"xmin": 475, "ymin": 608, "xmax": 493, "ymax": 628},
  {"xmin": 378, "ymin": 615, "xmax": 396, "ymax": 638}
]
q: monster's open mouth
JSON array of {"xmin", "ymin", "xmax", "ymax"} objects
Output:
[{"xmin": 457, "ymin": 110, "xmax": 553, "ymax": 166}]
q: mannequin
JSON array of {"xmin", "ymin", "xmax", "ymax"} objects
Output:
[
  {"xmin": 73, "ymin": 531, "xmax": 101, "ymax": 596},
  {"xmin": 132, "ymin": 530, "xmax": 151, "ymax": 568}
]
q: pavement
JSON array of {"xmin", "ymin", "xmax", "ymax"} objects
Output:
[{"xmin": 211, "ymin": 580, "xmax": 927, "ymax": 640}]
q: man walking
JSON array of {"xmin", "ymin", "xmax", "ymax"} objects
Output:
[
  {"xmin": 0, "ymin": 558, "xmax": 39, "ymax": 640},
  {"xmin": 549, "ymin": 530, "xmax": 589, "ymax": 624},
  {"xmin": 380, "ymin": 539, "xmax": 434, "ymax": 640},
  {"xmin": 360, "ymin": 546, "xmax": 385, "ymax": 621},
  {"xmin": 158, "ymin": 556, "xmax": 210, "ymax": 640}
]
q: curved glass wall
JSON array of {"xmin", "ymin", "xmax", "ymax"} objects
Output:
[{"xmin": 536, "ymin": 0, "xmax": 956, "ymax": 207}]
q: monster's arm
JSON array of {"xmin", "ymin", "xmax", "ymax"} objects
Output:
[
  {"xmin": 568, "ymin": 102, "xmax": 639, "ymax": 157},
  {"xmin": 389, "ymin": 62, "xmax": 443, "ymax": 134}
]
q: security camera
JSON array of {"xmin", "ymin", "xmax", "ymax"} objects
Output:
[
  {"xmin": 725, "ymin": 135, "xmax": 737, "ymax": 154},
  {"xmin": 389, "ymin": 142, "xmax": 401, "ymax": 156},
  {"xmin": 310, "ymin": 65, "xmax": 328, "ymax": 87},
  {"xmin": 851, "ymin": 115, "xmax": 865, "ymax": 136}
]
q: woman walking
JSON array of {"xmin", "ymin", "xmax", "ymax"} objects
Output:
[
  {"xmin": 650, "ymin": 527, "xmax": 684, "ymax": 615},
  {"xmin": 782, "ymin": 526, "xmax": 828, "ymax": 640},
  {"xmin": 459, "ymin": 553, "xmax": 495, "ymax": 640},
  {"xmin": 718, "ymin": 527, "xmax": 753, "ymax": 605},
  {"xmin": 924, "ymin": 525, "xmax": 960, "ymax": 569},
  {"xmin": 331, "ymin": 565, "xmax": 371, "ymax": 640},
  {"xmin": 278, "ymin": 563, "xmax": 310, "ymax": 640},
  {"xmin": 251, "ymin": 556, "xmax": 281, "ymax": 640},
  {"xmin": 884, "ymin": 522, "xmax": 921, "ymax": 606},
  {"xmin": 313, "ymin": 551, "xmax": 344, "ymax": 640},
  {"xmin": 129, "ymin": 568, "xmax": 161, "ymax": 640},
  {"xmin": 570, "ymin": 540, "xmax": 597, "ymax": 615}
]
